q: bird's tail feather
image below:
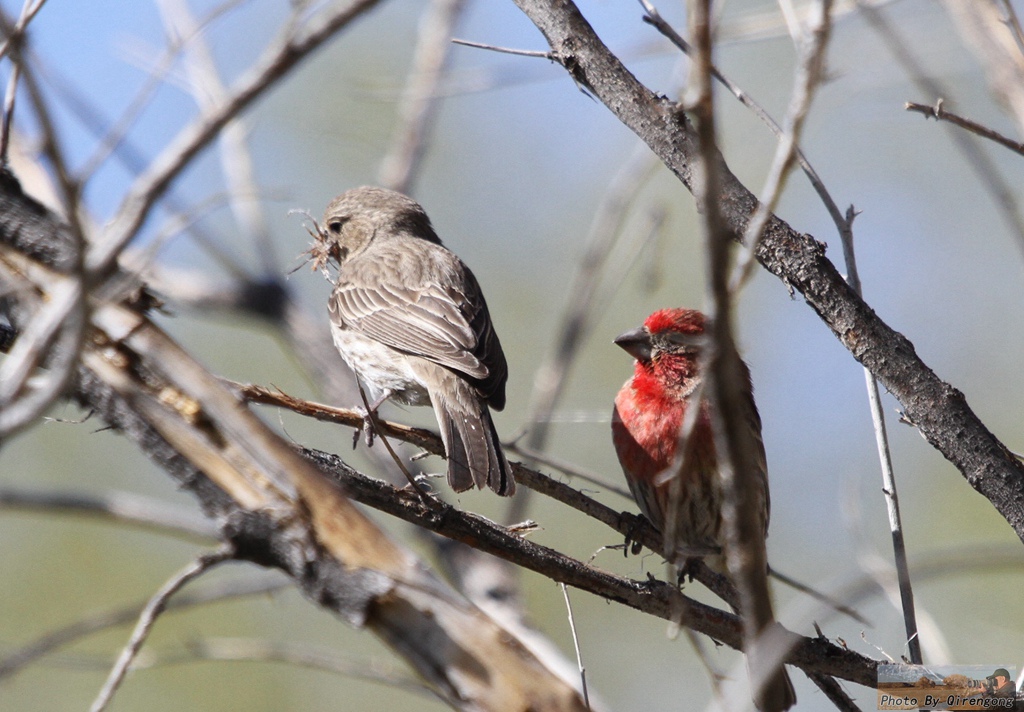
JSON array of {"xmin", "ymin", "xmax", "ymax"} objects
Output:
[
  {"xmin": 754, "ymin": 667, "xmax": 796, "ymax": 712},
  {"xmin": 749, "ymin": 626, "xmax": 797, "ymax": 712},
  {"xmin": 433, "ymin": 389, "xmax": 514, "ymax": 497}
]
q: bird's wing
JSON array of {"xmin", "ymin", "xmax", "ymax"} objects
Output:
[
  {"xmin": 740, "ymin": 362, "xmax": 771, "ymax": 536},
  {"xmin": 330, "ymin": 265, "xmax": 490, "ymax": 382}
]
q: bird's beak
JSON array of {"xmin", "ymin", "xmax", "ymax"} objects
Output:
[{"xmin": 614, "ymin": 326, "xmax": 653, "ymax": 361}]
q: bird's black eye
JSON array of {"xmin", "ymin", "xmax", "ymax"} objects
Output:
[{"xmin": 328, "ymin": 217, "xmax": 347, "ymax": 234}]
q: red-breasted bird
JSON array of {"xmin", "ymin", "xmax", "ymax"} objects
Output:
[
  {"xmin": 311, "ymin": 186, "xmax": 513, "ymax": 496},
  {"xmin": 611, "ymin": 307, "xmax": 795, "ymax": 711}
]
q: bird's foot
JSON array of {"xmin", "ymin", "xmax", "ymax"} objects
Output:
[
  {"xmin": 621, "ymin": 511, "xmax": 649, "ymax": 557},
  {"xmin": 351, "ymin": 405, "xmax": 376, "ymax": 449},
  {"xmin": 352, "ymin": 387, "xmax": 392, "ymax": 449},
  {"xmin": 676, "ymin": 557, "xmax": 701, "ymax": 586}
]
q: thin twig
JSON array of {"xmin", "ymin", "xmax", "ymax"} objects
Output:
[
  {"xmin": 858, "ymin": 0, "xmax": 1024, "ymax": 261},
  {"xmin": 0, "ymin": 60, "xmax": 19, "ymax": 163},
  {"xmin": 173, "ymin": 638, "xmax": 437, "ymax": 698},
  {"xmin": 357, "ymin": 383, "xmax": 435, "ymax": 501},
  {"xmin": 451, "ymin": 37, "xmax": 553, "ymax": 59},
  {"xmin": 807, "ymin": 672, "xmax": 863, "ymax": 712},
  {"xmin": 999, "ymin": 0, "xmax": 1024, "ymax": 54},
  {"xmin": 378, "ymin": 0, "xmax": 467, "ymax": 194},
  {"xmin": 944, "ymin": 2, "xmax": 1024, "ymax": 143},
  {"xmin": 685, "ymin": 1, "xmax": 799, "ymax": 709},
  {"xmin": 0, "ymin": 0, "xmax": 47, "ymax": 60},
  {"xmin": 236, "ymin": 380, "xmax": 442, "ymax": 450},
  {"xmin": 504, "ymin": 438, "xmax": 633, "ymax": 500},
  {"xmin": 559, "ymin": 583, "xmax": 590, "ymax": 710},
  {"xmin": 639, "ymin": 0, "xmax": 855, "ymax": 251},
  {"xmin": 157, "ymin": 0, "xmax": 279, "ymax": 275},
  {"xmin": 769, "ymin": 567, "xmax": 868, "ymax": 626},
  {"xmin": 730, "ymin": 0, "xmax": 834, "ymax": 293},
  {"xmin": 0, "ymin": 487, "xmax": 218, "ymax": 541},
  {"xmin": 0, "ymin": 573, "xmax": 289, "ymax": 680},
  {"xmin": 89, "ymin": 546, "xmax": 235, "ymax": 712},
  {"xmin": 516, "ymin": 137, "xmax": 663, "ymax": 524},
  {"xmin": 905, "ymin": 100, "xmax": 1024, "ymax": 157},
  {"xmin": 837, "ymin": 204, "xmax": 921, "ymax": 664}
]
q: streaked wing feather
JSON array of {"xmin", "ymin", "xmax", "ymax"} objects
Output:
[
  {"xmin": 739, "ymin": 360, "xmax": 771, "ymax": 536},
  {"xmin": 332, "ymin": 281, "xmax": 488, "ymax": 379}
]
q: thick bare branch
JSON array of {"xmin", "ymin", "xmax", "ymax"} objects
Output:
[
  {"xmin": 302, "ymin": 446, "xmax": 876, "ymax": 687},
  {"xmin": 0, "ymin": 487, "xmax": 218, "ymax": 541}
]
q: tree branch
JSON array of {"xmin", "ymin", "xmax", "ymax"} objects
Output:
[{"xmin": 301, "ymin": 446, "xmax": 877, "ymax": 686}]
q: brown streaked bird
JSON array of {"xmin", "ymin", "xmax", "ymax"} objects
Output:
[{"xmin": 312, "ymin": 186, "xmax": 513, "ymax": 496}]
